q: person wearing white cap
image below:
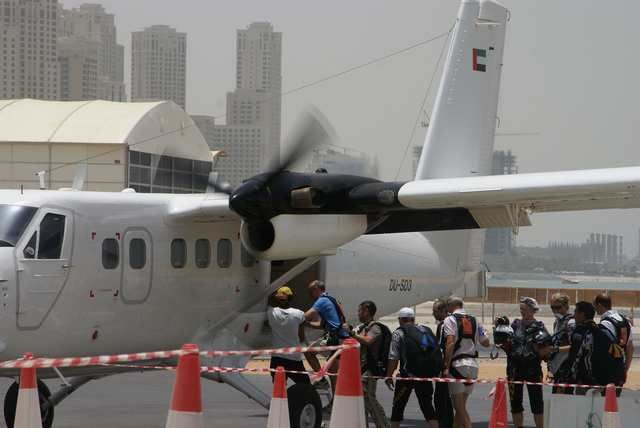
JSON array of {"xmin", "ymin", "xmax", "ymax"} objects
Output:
[{"xmin": 385, "ymin": 307, "xmax": 440, "ymax": 428}]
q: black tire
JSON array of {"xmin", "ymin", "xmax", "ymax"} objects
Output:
[
  {"xmin": 4, "ymin": 379, "xmax": 54, "ymax": 428},
  {"xmin": 287, "ymin": 383, "xmax": 323, "ymax": 428}
]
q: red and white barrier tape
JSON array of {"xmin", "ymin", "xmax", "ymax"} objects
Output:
[
  {"xmin": 0, "ymin": 343, "xmax": 358, "ymax": 369},
  {"xmin": 199, "ymin": 343, "xmax": 356, "ymax": 359},
  {"xmin": 0, "ymin": 350, "xmax": 182, "ymax": 369},
  {"xmin": 0, "ymin": 343, "xmax": 632, "ymax": 391},
  {"xmin": 95, "ymin": 362, "xmax": 637, "ymax": 391}
]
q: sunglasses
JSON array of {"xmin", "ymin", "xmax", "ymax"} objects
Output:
[{"xmin": 550, "ymin": 305, "xmax": 563, "ymax": 310}]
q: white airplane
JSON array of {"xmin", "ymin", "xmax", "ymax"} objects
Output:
[{"xmin": 1, "ymin": 0, "xmax": 640, "ymax": 426}]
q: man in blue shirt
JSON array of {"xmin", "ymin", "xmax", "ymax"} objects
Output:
[{"xmin": 304, "ymin": 280, "xmax": 349, "ymax": 392}]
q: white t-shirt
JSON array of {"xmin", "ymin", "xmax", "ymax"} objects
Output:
[
  {"xmin": 443, "ymin": 309, "xmax": 487, "ymax": 369},
  {"xmin": 267, "ymin": 307, "xmax": 305, "ymax": 361}
]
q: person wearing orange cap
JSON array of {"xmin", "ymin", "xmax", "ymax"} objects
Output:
[{"xmin": 267, "ymin": 286, "xmax": 310, "ymax": 384}]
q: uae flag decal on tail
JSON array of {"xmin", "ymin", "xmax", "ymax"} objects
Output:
[{"xmin": 472, "ymin": 48, "xmax": 486, "ymax": 72}]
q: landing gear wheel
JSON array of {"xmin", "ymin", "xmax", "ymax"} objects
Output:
[
  {"xmin": 288, "ymin": 383, "xmax": 323, "ymax": 428},
  {"xmin": 4, "ymin": 379, "xmax": 54, "ymax": 428}
]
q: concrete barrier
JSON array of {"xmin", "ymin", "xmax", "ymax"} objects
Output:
[{"xmin": 545, "ymin": 392, "xmax": 640, "ymax": 428}]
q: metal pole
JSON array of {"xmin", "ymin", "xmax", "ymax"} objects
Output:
[{"xmin": 491, "ymin": 302, "xmax": 495, "ymax": 322}]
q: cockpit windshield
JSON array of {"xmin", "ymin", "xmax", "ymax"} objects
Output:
[{"xmin": 0, "ymin": 205, "xmax": 38, "ymax": 247}]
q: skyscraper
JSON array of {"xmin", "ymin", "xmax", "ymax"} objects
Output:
[
  {"xmin": 58, "ymin": 3, "xmax": 126, "ymax": 101},
  {"xmin": 209, "ymin": 23, "xmax": 282, "ymax": 187},
  {"xmin": 0, "ymin": 0, "xmax": 59, "ymax": 100},
  {"xmin": 58, "ymin": 36, "xmax": 99, "ymax": 101},
  {"xmin": 234, "ymin": 22, "xmax": 282, "ymax": 163},
  {"xmin": 131, "ymin": 25, "xmax": 186, "ymax": 109}
]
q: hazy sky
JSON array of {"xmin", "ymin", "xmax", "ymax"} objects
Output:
[{"xmin": 62, "ymin": 0, "xmax": 640, "ymax": 256}]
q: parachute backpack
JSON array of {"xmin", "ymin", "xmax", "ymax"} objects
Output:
[
  {"xmin": 365, "ymin": 321, "xmax": 392, "ymax": 376},
  {"xmin": 452, "ymin": 313, "xmax": 479, "ymax": 360},
  {"xmin": 399, "ymin": 324, "xmax": 443, "ymax": 377}
]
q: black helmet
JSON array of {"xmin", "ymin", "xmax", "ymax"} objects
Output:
[
  {"xmin": 493, "ymin": 324, "xmax": 514, "ymax": 346},
  {"xmin": 494, "ymin": 316, "xmax": 510, "ymax": 327},
  {"xmin": 532, "ymin": 329, "xmax": 553, "ymax": 347}
]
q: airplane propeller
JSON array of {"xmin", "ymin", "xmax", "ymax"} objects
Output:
[
  {"xmin": 201, "ymin": 107, "xmax": 334, "ymax": 202},
  {"xmin": 228, "ymin": 108, "xmax": 337, "ymax": 221},
  {"xmin": 205, "ymin": 172, "xmax": 234, "ymax": 195},
  {"xmin": 261, "ymin": 107, "xmax": 336, "ymax": 189}
]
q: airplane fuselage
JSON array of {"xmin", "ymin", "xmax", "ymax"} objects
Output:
[{"xmin": 0, "ymin": 189, "xmax": 466, "ymax": 368}]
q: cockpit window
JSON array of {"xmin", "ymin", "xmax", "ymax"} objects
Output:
[
  {"xmin": 0, "ymin": 205, "xmax": 38, "ymax": 247},
  {"xmin": 38, "ymin": 213, "xmax": 66, "ymax": 259}
]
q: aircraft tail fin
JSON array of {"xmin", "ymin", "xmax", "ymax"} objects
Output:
[
  {"xmin": 415, "ymin": 0, "xmax": 508, "ymax": 181},
  {"xmin": 416, "ymin": 0, "xmax": 508, "ymax": 274}
]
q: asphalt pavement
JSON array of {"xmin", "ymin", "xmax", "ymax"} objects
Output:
[{"xmin": 0, "ymin": 371, "xmax": 528, "ymax": 427}]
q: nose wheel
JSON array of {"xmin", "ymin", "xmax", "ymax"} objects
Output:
[
  {"xmin": 287, "ymin": 383, "xmax": 323, "ymax": 428},
  {"xmin": 3, "ymin": 379, "xmax": 54, "ymax": 428}
]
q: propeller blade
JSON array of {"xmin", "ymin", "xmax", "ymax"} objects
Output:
[
  {"xmin": 193, "ymin": 171, "xmax": 234, "ymax": 195},
  {"xmin": 262, "ymin": 106, "xmax": 336, "ymax": 186}
]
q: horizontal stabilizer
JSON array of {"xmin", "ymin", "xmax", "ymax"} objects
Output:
[{"xmin": 398, "ymin": 166, "xmax": 640, "ymax": 214}]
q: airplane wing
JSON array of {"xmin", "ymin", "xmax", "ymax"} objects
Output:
[{"xmin": 389, "ymin": 166, "xmax": 640, "ymax": 231}]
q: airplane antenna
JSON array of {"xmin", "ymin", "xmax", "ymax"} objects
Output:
[
  {"xmin": 20, "ymin": 184, "xmax": 23, "ymax": 195},
  {"xmin": 35, "ymin": 170, "xmax": 46, "ymax": 190},
  {"xmin": 71, "ymin": 162, "xmax": 87, "ymax": 191}
]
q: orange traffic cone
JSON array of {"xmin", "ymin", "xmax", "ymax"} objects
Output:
[
  {"xmin": 165, "ymin": 344, "xmax": 204, "ymax": 428},
  {"xmin": 267, "ymin": 366, "xmax": 290, "ymax": 428},
  {"xmin": 329, "ymin": 338, "xmax": 366, "ymax": 428},
  {"xmin": 14, "ymin": 353, "xmax": 42, "ymax": 428},
  {"xmin": 603, "ymin": 384, "xmax": 620, "ymax": 428},
  {"xmin": 488, "ymin": 378, "xmax": 507, "ymax": 428}
]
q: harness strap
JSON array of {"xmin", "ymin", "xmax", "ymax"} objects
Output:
[{"xmin": 452, "ymin": 313, "xmax": 477, "ymax": 355}]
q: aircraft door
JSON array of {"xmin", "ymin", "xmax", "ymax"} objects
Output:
[
  {"xmin": 121, "ymin": 229, "xmax": 153, "ymax": 304},
  {"xmin": 17, "ymin": 209, "xmax": 74, "ymax": 329}
]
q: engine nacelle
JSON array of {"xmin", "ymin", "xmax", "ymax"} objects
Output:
[{"xmin": 241, "ymin": 214, "xmax": 368, "ymax": 260}]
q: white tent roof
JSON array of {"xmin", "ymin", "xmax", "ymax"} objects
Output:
[{"xmin": 0, "ymin": 99, "xmax": 212, "ymax": 161}]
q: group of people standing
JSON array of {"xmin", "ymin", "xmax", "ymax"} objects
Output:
[
  {"xmin": 266, "ymin": 283, "xmax": 633, "ymax": 428},
  {"xmin": 267, "ymin": 283, "xmax": 490, "ymax": 428},
  {"xmin": 493, "ymin": 293, "xmax": 634, "ymax": 428}
]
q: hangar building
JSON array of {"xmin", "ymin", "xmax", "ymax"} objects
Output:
[{"xmin": 0, "ymin": 99, "xmax": 213, "ymax": 193}]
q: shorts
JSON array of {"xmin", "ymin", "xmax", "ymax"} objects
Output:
[
  {"xmin": 449, "ymin": 365, "xmax": 478, "ymax": 395},
  {"xmin": 391, "ymin": 379, "xmax": 436, "ymax": 422}
]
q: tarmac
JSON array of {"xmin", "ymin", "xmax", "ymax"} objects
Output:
[{"xmin": 0, "ymin": 372, "xmax": 520, "ymax": 427}]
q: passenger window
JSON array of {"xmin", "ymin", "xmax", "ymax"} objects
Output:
[
  {"xmin": 171, "ymin": 239, "xmax": 187, "ymax": 268},
  {"xmin": 217, "ymin": 239, "xmax": 232, "ymax": 268},
  {"xmin": 129, "ymin": 239, "xmax": 146, "ymax": 269},
  {"xmin": 241, "ymin": 244, "xmax": 255, "ymax": 268},
  {"xmin": 102, "ymin": 239, "xmax": 119, "ymax": 269},
  {"xmin": 195, "ymin": 239, "xmax": 210, "ymax": 268},
  {"xmin": 38, "ymin": 213, "xmax": 65, "ymax": 259},
  {"xmin": 23, "ymin": 232, "xmax": 37, "ymax": 259}
]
